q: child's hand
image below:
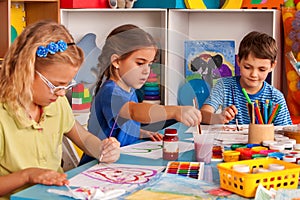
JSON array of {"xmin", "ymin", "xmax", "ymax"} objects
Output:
[
  {"xmin": 140, "ymin": 129, "xmax": 163, "ymax": 141},
  {"xmin": 177, "ymin": 106, "xmax": 202, "ymax": 127},
  {"xmin": 23, "ymin": 168, "xmax": 69, "ymax": 186},
  {"xmin": 222, "ymin": 105, "xmax": 238, "ymax": 124},
  {"xmin": 100, "ymin": 137, "xmax": 120, "ymax": 163}
]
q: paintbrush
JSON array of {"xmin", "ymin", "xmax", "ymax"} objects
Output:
[
  {"xmin": 99, "ymin": 114, "xmax": 119, "ymax": 164},
  {"xmin": 65, "ymin": 184, "xmax": 81, "ymax": 199},
  {"xmin": 231, "ymin": 85, "xmax": 240, "ymax": 131},
  {"xmin": 192, "ymin": 97, "xmax": 202, "ymax": 134}
]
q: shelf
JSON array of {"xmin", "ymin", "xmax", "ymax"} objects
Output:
[
  {"xmin": 0, "ymin": 0, "xmax": 59, "ymax": 58},
  {"xmin": 0, "ymin": 0, "xmax": 9, "ymax": 58},
  {"xmin": 166, "ymin": 9, "xmax": 282, "ymax": 105},
  {"xmin": 61, "ymin": 8, "xmax": 168, "ymax": 102},
  {"xmin": 60, "ymin": 9, "xmax": 282, "ymax": 106}
]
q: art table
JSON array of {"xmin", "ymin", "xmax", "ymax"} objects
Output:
[
  {"xmin": 10, "ymin": 123, "xmax": 221, "ymax": 200},
  {"xmin": 12, "ymin": 123, "xmax": 292, "ymax": 199}
]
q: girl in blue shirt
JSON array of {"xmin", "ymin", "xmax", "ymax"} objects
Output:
[
  {"xmin": 201, "ymin": 31, "xmax": 292, "ymax": 126},
  {"xmin": 80, "ymin": 24, "xmax": 202, "ymax": 165}
]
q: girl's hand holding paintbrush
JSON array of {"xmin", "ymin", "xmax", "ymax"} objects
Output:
[
  {"xmin": 98, "ymin": 137, "xmax": 120, "ymax": 163},
  {"xmin": 175, "ymin": 106, "xmax": 202, "ymax": 127}
]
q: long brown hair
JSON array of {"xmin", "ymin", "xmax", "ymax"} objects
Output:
[
  {"xmin": 0, "ymin": 20, "xmax": 84, "ymax": 124},
  {"xmin": 95, "ymin": 24, "xmax": 158, "ymax": 94}
]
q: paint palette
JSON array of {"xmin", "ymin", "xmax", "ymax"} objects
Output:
[{"xmin": 165, "ymin": 161, "xmax": 204, "ymax": 180}]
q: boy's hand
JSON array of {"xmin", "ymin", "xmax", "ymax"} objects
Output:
[
  {"xmin": 222, "ymin": 105, "xmax": 238, "ymax": 124},
  {"xmin": 177, "ymin": 106, "xmax": 202, "ymax": 127},
  {"xmin": 23, "ymin": 168, "xmax": 69, "ymax": 186},
  {"xmin": 140, "ymin": 129, "xmax": 163, "ymax": 141},
  {"xmin": 100, "ymin": 137, "xmax": 120, "ymax": 163}
]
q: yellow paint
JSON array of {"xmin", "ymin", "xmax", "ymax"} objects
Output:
[
  {"xmin": 11, "ymin": 2, "xmax": 26, "ymax": 35},
  {"xmin": 184, "ymin": 0, "xmax": 206, "ymax": 9},
  {"xmin": 221, "ymin": 0, "xmax": 243, "ymax": 9}
]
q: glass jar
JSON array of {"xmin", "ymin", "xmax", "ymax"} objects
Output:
[{"xmin": 163, "ymin": 128, "xmax": 179, "ymax": 160}]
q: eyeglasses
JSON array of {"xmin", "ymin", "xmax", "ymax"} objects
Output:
[{"xmin": 35, "ymin": 71, "xmax": 76, "ymax": 94}]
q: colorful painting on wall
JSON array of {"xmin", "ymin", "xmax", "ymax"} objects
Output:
[{"xmin": 184, "ymin": 40, "xmax": 235, "ymax": 87}]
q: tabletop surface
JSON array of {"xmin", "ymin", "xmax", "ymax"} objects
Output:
[
  {"xmin": 11, "ymin": 123, "xmax": 291, "ymax": 199},
  {"xmin": 11, "ymin": 123, "xmax": 221, "ymax": 200}
]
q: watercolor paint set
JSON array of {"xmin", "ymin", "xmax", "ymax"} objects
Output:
[{"xmin": 165, "ymin": 161, "xmax": 204, "ymax": 180}]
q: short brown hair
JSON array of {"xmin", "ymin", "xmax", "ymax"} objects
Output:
[{"xmin": 238, "ymin": 31, "xmax": 277, "ymax": 64}]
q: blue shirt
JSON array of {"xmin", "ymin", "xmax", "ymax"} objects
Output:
[
  {"xmin": 79, "ymin": 80, "xmax": 141, "ymax": 166},
  {"xmin": 87, "ymin": 80, "xmax": 140, "ymax": 146},
  {"xmin": 204, "ymin": 76, "xmax": 292, "ymax": 126}
]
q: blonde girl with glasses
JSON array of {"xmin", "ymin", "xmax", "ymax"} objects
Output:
[{"xmin": 0, "ymin": 20, "xmax": 120, "ymax": 198}]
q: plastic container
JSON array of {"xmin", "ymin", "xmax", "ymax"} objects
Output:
[
  {"xmin": 231, "ymin": 144, "xmax": 247, "ymax": 150},
  {"xmin": 259, "ymin": 149, "xmax": 278, "ymax": 156},
  {"xmin": 268, "ymin": 152, "xmax": 285, "ymax": 160},
  {"xmin": 163, "ymin": 129, "xmax": 179, "ymax": 160},
  {"xmin": 283, "ymin": 155, "xmax": 297, "ymax": 163},
  {"xmin": 294, "ymin": 144, "xmax": 300, "ymax": 151},
  {"xmin": 212, "ymin": 146, "xmax": 223, "ymax": 159},
  {"xmin": 193, "ymin": 133, "xmax": 215, "ymax": 164},
  {"xmin": 262, "ymin": 140, "xmax": 277, "ymax": 148},
  {"xmin": 251, "ymin": 146, "xmax": 268, "ymax": 153},
  {"xmin": 217, "ymin": 158, "xmax": 300, "ymax": 198},
  {"xmin": 269, "ymin": 143, "xmax": 285, "ymax": 151},
  {"xmin": 232, "ymin": 164, "xmax": 250, "ymax": 173},
  {"xmin": 223, "ymin": 151, "xmax": 240, "ymax": 162},
  {"xmin": 252, "ymin": 154, "xmax": 267, "ymax": 159},
  {"xmin": 235, "ymin": 148, "xmax": 255, "ymax": 160}
]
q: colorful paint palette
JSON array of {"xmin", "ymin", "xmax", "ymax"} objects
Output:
[{"xmin": 165, "ymin": 161, "xmax": 204, "ymax": 180}]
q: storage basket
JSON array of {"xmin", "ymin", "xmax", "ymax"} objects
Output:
[{"xmin": 217, "ymin": 158, "xmax": 300, "ymax": 198}]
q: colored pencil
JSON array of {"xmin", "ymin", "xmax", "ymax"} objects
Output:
[
  {"xmin": 242, "ymin": 88, "xmax": 252, "ymax": 104},
  {"xmin": 254, "ymin": 102, "xmax": 264, "ymax": 124},
  {"xmin": 263, "ymin": 100, "xmax": 269, "ymax": 124},
  {"xmin": 267, "ymin": 104, "xmax": 281, "ymax": 124},
  {"xmin": 247, "ymin": 102, "xmax": 255, "ymax": 124},
  {"xmin": 268, "ymin": 99, "xmax": 273, "ymax": 118}
]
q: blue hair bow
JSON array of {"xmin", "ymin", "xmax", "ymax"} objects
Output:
[{"xmin": 36, "ymin": 40, "xmax": 74, "ymax": 58}]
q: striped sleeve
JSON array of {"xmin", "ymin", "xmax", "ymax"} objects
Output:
[{"xmin": 203, "ymin": 78, "xmax": 225, "ymax": 110}]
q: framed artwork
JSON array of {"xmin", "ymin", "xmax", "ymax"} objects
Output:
[{"xmin": 184, "ymin": 40, "xmax": 235, "ymax": 87}]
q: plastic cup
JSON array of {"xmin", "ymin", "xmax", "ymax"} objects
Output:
[{"xmin": 193, "ymin": 132, "xmax": 215, "ymax": 164}]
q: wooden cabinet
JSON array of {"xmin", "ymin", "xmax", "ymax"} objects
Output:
[{"xmin": 0, "ymin": 0, "xmax": 60, "ymax": 59}]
